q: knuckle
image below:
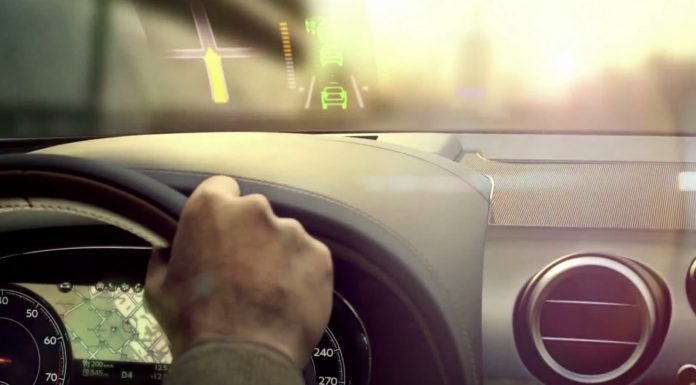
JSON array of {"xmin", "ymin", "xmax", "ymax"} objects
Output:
[
  {"xmin": 281, "ymin": 218, "xmax": 306, "ymax": 235},
  {"xmin": 186, "ymin": 186, "xmax": 225, "ymax": 214},
  {"xmin": 312, "ymin": 239, "xmax": 333, "ymax": 271},
  {"xmin": 196, "ymin": 184, "xmax": 225, "ymax": 202},
  {"xmin": 314, "ymin": 239, "xmax": 331, "ymax": 258},
  {"xmin": 242, "ymin": 194, "xmax": 272, "ymax": 213},
  {"xmin": 239, "ymin": 194, "xmax": 276, "ymax": 227}
]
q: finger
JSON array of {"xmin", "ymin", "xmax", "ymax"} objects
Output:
[
  {"xmin": 145, "ymin": 248, "xmax": 169, "ymax": 310},
  {"xmin": 276, "ymin": 218, "xmax": 308, "ymax": 250},
  {"xmin": 191, "ymin": 175, "xmax": 241, "ymax": 199},
  {"xmin": 239, "ymin": 193, "xmax": 273, "ymax": 213},
  {"xmin": 277, "ymin": 217, "xmax": 307, "ymax": 236},
  {"xmin": 309, "ymin": 237, "xmax": 334, "ymax": 283},
  {"xmin": 237, "ymin": 194, "xmax": 276, "ymax": 227}
]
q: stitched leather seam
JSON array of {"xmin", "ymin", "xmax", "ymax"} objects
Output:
[{"xmin": 0, "ymin": 202, "xmax": 157, "ymax": 245}]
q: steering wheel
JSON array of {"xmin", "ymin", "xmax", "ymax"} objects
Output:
[{"xmin": 0, "ymin": 153, "xmax": 186, "ymax": 249}]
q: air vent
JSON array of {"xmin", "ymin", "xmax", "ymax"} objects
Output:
[{"xmin": 514, "ymin": 254, "xmax": 670, "ymax": 385}]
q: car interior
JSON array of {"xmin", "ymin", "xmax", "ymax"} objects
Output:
[{"xmin": 1, "ymin": 1, "xmax": 696, "ymax": 385}]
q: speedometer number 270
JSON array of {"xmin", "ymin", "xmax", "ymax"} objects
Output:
[{"xmin": 318, "ymin": 376, "xmax": 339, "ymax": 385}]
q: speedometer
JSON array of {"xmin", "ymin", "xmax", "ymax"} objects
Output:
[
  {"xmin": 0, "ymin": 284, "xmax": 71, "ymax": 385},
  {"xmin": 304, "ymin": 294, "xmax": 370, "ymax": 385}
]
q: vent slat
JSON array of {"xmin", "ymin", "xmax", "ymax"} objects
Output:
[
  {"xmin": 540, "ymin": 301, "xmax": 643, "ymax": 342},
  {"xmin": 541, "ymin": 337, "xmax": 639, "ymax": 346},
  {"xmin": 549, "ymin": 266, "xmax": 641, "ymax": 304},
  {"xmin": 515, "ymin": 255, "xmax": 669, "ymax": 385},
  {"xmin": 545, "ymin": 299, "xmax": 636, "ymax": 308},
  {"xmin": 544, "ymin": 339, "xmax": 636, "ymax": 376},
  {"xmin": 539, "ymin": 265, "xmax": 646, "ymax": 375}
]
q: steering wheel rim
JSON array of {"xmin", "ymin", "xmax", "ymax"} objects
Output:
[{"xmin": 0, "ymin": 153, "xmax": 186, "ymax": 248}]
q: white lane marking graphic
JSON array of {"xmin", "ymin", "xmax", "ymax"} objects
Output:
[
  {"xmin": 168, "ymin": 1, "xmax": 257, "ymax": 55},
  {"xmin": 351, "ymin": 75, "xmax": 365, "ymax": 108},
  {"xmin": 166, "ymin": 48, "xmax": 255, "ymax": 59},
  {"xmin": 191, "ymin": 0, "xmax": 214, "ymax": 47},
  {"xmin": 305, "ymin": 76, "xmax": 316, "ymax": 109},
  {"xmin": 165, "ymin": 1, "xmax": 259, "ymax": 103}
]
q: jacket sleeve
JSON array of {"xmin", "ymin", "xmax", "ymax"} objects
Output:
[{"xmin": 163, "ymin": 341, "xmax": 305, "ymax": 385}]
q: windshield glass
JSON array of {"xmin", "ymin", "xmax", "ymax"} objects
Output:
[{"xmin": 2, "ymin": 0, "xmax": 696, "ymax": 136}]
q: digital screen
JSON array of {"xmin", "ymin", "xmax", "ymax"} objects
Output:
[
  {"xmin": 76, "ymin": 360, "xmax": 168, "ymax": 385},
  {"xmin": 21, "ymin": 283, "xmax": 172, "ymax": 364},
  {"xmin": 135, "ymin": 0, "xmax": 376, "ymax": 114}
]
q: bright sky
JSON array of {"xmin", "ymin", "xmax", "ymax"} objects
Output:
[{"xmin": 360, "ymin": 0, "xmax": 696, "ymax": 101}]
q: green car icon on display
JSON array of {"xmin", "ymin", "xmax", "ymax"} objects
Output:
[
  {"xmin": 321, "ymin": 84, "xmax": 348, "ymax": 110},
  {"xmin": 305, "ymin": 17, "xmax": 325, "ymax": 35},
  {"xmin": 320, "ymin": 44, "xmax": 343, "ymax": 67}
]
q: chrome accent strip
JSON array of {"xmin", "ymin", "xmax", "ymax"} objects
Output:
[
  {"xmin": 527, "ymin": 256, "xmax": 655, "ymax": 384},
  {"xmin": 0, "ymin": 246, "xmax": 151, "ymax": 261},
  {"xmin": 545, "ymin": 299, "xmax": 637, "ymax": 308}
]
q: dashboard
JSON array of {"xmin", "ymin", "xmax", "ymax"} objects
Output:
[
  {"xmin": 0, "ymin": 226, "xmax": 437, "ymax": 385},
  {"xmin": 3, "ymin": 132, "xmax": 696, "ymax": 385},
  {"xmin": 0, "ymin": 275, "xmax": 368, "ymax": 385},
  {"xmin": 0, "ymin": 229, "xmax": 420, "ymax": 385}
]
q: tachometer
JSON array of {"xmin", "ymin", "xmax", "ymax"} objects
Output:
[{"xmin": 0, "ymin": 284, "xmax": 71, "ymax": 385}]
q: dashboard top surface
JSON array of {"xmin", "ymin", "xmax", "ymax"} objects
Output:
[{"xmin": 3, "ymin": 132, "xmax": 696, "ymax": 385}]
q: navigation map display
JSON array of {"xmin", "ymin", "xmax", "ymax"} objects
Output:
[{"xmin": 22, "ymin": 283, "xmax": 172, "ymax": 364}]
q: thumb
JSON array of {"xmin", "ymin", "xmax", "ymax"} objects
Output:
[{"xmin": 145, "ymin": 248, "xmax": 170, "ymax": 312}]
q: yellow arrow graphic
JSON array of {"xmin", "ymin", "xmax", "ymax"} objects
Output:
[{"xmin": 203, "ymin": 48, "xmax": 229, "ymax": 104}]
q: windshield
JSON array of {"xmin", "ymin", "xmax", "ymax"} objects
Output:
[{"xmin": 1, "ymin": 0, "xmax": 696, "ymax": 137}]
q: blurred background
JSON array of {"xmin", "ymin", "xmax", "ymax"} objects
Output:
[{"xmin": 1, "ymin": 0, "xmax": 695, "ymax": 136}]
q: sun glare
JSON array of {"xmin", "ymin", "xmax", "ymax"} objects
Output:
[{"xmin": 360, "ymin": 0, "xmax": 696, "ymax": 102}]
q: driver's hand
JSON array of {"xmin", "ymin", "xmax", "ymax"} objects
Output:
[{"xmin": 145, "ymin": 175, "xmax": 334, "ymax": 368}]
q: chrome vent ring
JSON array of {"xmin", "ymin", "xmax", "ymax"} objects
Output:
[{"xmin": 514, "ymin": 254, "xmax": 670, "ymax": 385}]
